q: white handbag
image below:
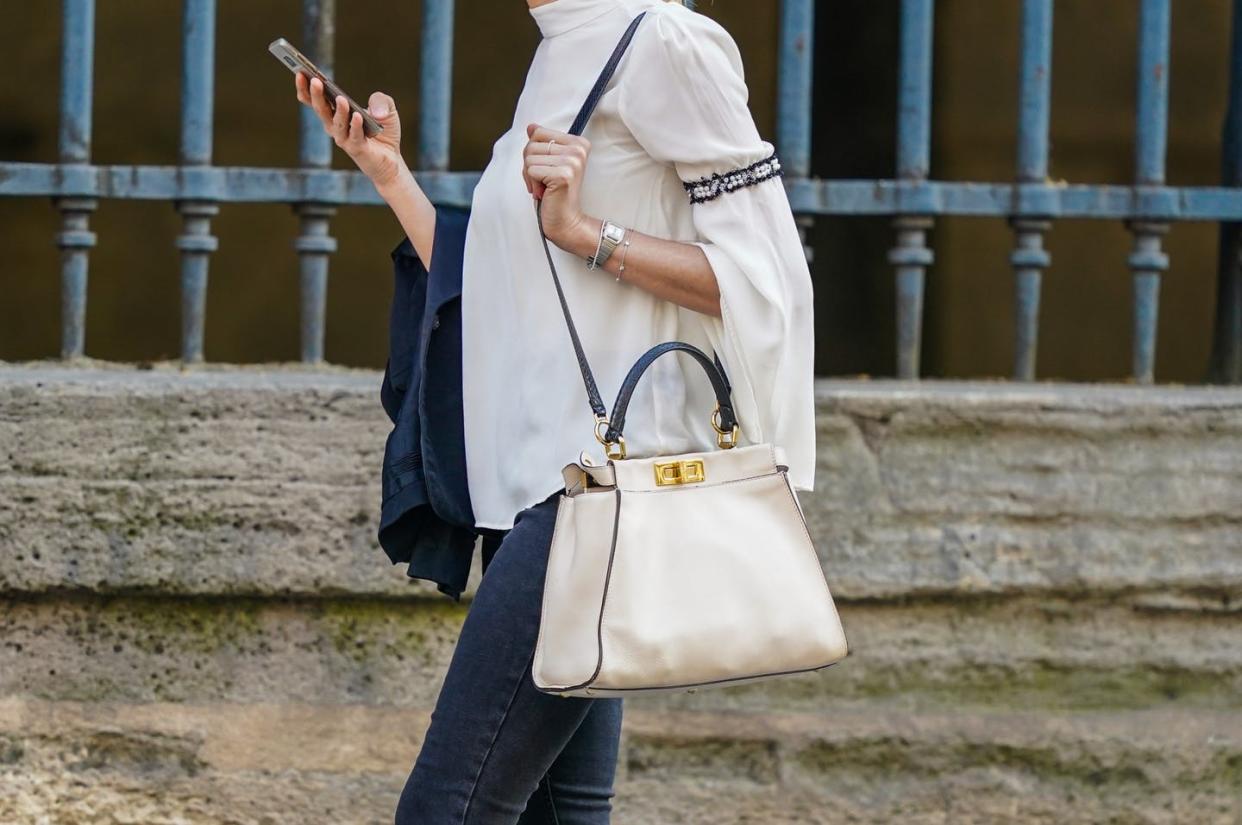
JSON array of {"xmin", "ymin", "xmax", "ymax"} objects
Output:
[{"xmin": 528, "ymin": 13, "xmax": 848, "ymax": 698}]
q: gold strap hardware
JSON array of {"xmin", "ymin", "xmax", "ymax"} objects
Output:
[
  {"xmin": 654, "ymin": 459, "xmax": 706, "ymax": 486},
  {"xmin": 594, "ymin": 416, "xmax": 627, "ymax": 461},
  {"xmin": 711, "ymin": 404, "xmax": 740, "ymax": 450}
]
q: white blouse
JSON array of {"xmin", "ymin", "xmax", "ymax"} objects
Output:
[{"xmin": 460, "ymin": 0, "xmax": 816, "ymax": 529}]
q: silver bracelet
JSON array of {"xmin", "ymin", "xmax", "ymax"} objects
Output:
[
  {"xmin": 586, "ymin": 221, "xmax": 607, "ymax": 271},
  {"xmin": 615, "ymin": 236, "xmax": 631, "ymax": 282}
]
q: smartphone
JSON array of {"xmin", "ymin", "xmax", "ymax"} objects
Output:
[{"xmin": 269, "ymin": 37, "xmax": 384, "ymax": 137}]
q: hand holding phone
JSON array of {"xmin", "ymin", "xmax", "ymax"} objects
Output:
[
  {"xmin": 270, "ymin": 37, "xmax": 384, "ymax": 137},
  {"xmin": 275, "ymin": 37, "xmax": 408, "ymax": 190}
]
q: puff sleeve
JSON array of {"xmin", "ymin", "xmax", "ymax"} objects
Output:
[{"xmin": 616, "ymin": 8, "xmax": 816, "ymax": 491}]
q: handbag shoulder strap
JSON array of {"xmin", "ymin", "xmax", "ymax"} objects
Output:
[
  {"xmin": 569, "ymin": 12, "xmax": 647, "ymax": 137},
  {"xmin": 534, "ymin": 11, "xmax": 737, "ymax": 445},
  {"xmin": 534, "ymin": 12, "xmax": 647, "ymax": 425}
]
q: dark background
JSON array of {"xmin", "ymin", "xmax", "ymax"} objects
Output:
[{"xmin": 0, "ymin": 0, "xmax": 1231, "ymax": 381}]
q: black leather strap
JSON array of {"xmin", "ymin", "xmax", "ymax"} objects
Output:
[
  {"xmin": 607, "ymin": 342, "xmax": 737, "ymax": 441},
  {"xmin": 569, "ymin": 12, "xmax": 647, "ymax": 136},
  {"xmin": 534, "ymin": 10, "xmax": 739, "ymax": 447},
  {"xmin": 533, "ymin": 12, "xmax": 647, "ymax": 421},
  {"xmin": 535, "ymin": 201, "xmax": 609, "ymax": 420}
]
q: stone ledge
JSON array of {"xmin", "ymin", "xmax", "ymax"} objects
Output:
[
  {"xmin": 4, "ymin": 366, "xmax": 1241, "ymax": 601},
  {"xmin": 815, "ymin": 376, "xmax": 1242, "ymax": 410},
  {"xmin": 3, "ymin": 697, "xmax": 1237, "ymax": 775},
  {"xmin": 4, "ymin": 361, "xmax": 1242, "ymax": 407},
  {"xmin": 1, "ymin": 698, "xmax": 1238, "ymax": 825},
  {"xmin": 5, "ymin": 474, "xmax": 1241, "ymax": 599},
  {"xmin": 3, "ymin": 593, "xmax": 1238, "ymax": 711},
  {"xmin": 0, "ymin": 360, "xmax": 382, "ymax": 393}
]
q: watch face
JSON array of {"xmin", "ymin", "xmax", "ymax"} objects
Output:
[{"xmin": 603, "ymin": 222, "xmax": 626, "ymax": 243}]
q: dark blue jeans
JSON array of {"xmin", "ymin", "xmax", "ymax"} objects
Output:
[{"xmin": 395, "ymin": 491, "xmax": 624, "ymax": 824}]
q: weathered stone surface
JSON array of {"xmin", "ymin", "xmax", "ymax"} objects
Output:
[
  {"xmin": 4, "ymin": 367, "xmax": 1241, "ymax": 603},
  {"xmin": 1, "ymin": 699, "xmax": 1238, "ymax": 825},
  {"xmin": 622, "ymin": 709, "xmax": 1242, "ymax": 825},
  {"xmin": 0, "ymin": 595, "xmax": 463, "ymax": 707},
  {"xmin": 0, "ymin": 475, "xmax": 416, "ymax": 597},
  {"xmin": 2, "ymin": 364, "xmax": 1241, "ymax": 823},
  {"xmin": 0, "ymin": 364, "xmax": 423, "ymax": 598},
  {"xmin": 3, "ymin": 594, "xmax": 1239, "ymax": 712}
]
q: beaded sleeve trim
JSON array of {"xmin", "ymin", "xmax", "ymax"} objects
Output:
[{"xmin": 683, "ymin": 152, "xmax": 784, "ymax": 204}]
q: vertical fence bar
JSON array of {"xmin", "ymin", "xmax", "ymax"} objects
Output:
[
  {"xmin": 1128, "ymin": 0, "xmax": 1171, "ymax": 383},
  {"xmin": 777, "ymin": 0, "xmax": 814, "ymax": 177},
  {"xmin": 1210, "ymin": 0, "xmax": 1242, "ymax": 383},
  {"xmin": 778, "ymin": 0, "xmax": 815, "ymax": 262},
  {"xmin": 177, "ymin": 0, "xmax": 219, "ymax": 363},
  {"xmin": 419, "ymin": 0, "xmax": 455, "ymax": 172},
  {"xmin": 889, "ymin": 0, "xmax": 936, "ymax": 379},
  {"xmin": 1010, "ymin": 0, "xmax": 1054, "ymax": 381},
  {"xmin": 295, "ymin": 0, "xmax": 338, "ymax": 363},
  {"xmin": 55, "ymin": 0, "xmax": 97, "ymax": 359}
]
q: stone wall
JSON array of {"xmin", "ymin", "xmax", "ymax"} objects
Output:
[{"xmin": 1, "ymin": 363, "xmax": 1240, "ymax": 824}]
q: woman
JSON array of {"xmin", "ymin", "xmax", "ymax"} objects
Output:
[{"xmin": 295, "ymin": 0, "xmax": 815, "ymax": 821}]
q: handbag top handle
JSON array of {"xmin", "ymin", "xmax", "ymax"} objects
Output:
[{"xmin": 532, "ymin": 10, "xmax": 739, "ymax": 451}]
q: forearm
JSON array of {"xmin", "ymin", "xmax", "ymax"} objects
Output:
[
  {"xmin": 558, "ymin": 215, "xmax": 722, "ymax": 318},
  {"xmin": 376, "ymin": 166, "xmax": 438, "ymax": 266}
]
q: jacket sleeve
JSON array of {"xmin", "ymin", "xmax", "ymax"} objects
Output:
[
  {"xmin": 379, "ymin": 205, "xmax": 471, "ymax": 425},
  {"xmin": 377, "ymin": 203, "xmax": 477, "ymax": 601},
  {"xmin": 616, "ymin": 7, "xmax": 816, "ymax": 491},
  {"xmin": 380, "ymin": 235, "xmax": 430, "ymax": 425}
]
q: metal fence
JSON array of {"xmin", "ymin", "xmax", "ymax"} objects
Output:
[{"xmin": 2, "ymin": 0, "xmax": 1240, "ymax": 383}]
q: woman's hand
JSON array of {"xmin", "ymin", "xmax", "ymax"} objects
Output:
[
  {"xmin": 295, "ymin": 73, "xmax": 406, "ymax": 190},
  {"xmin": 522, "ymin": 122, "xmax": 591, "ymax": 247}
]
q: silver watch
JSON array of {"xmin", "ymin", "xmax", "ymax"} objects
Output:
[{"xmin": 587, "ymin": 220, "xmax": 627, "ymax": 270}]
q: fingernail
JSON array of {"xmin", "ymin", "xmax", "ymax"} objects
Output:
[{"xmin": 373, "ymin": 102, "xmax": 388, "ymax": 117}]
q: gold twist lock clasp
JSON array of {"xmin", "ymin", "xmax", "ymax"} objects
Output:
[{"xmin": 654, "ymin": 459, "xmax": 706, "ymax": 486}]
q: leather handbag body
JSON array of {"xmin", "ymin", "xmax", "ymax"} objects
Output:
[{"xmin": 529, "ymin": 11, "xmax": 848, "ymax": 698}]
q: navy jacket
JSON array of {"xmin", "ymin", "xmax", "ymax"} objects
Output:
[{"xmin": 378, "ymin": 204, "xmax": 503, "ymax": 600}]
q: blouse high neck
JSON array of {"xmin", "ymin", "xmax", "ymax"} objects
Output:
[{"xmin": 529, "ymin": 0, "xmax": 622, "ymax": 38}]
